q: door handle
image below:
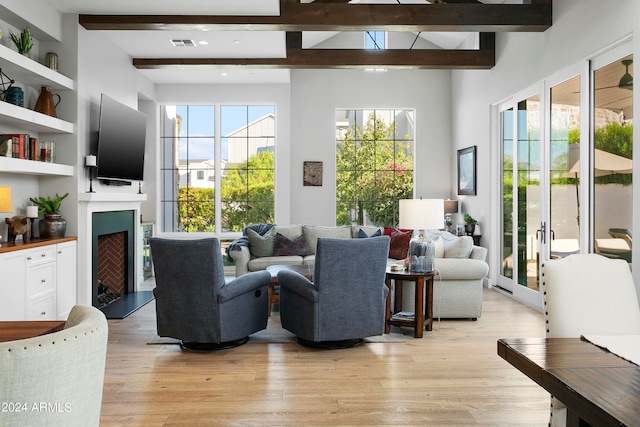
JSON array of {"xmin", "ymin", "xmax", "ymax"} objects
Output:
[{"xmin": 536, "ymin": 222, "xmax": 546, "ymax": 244}]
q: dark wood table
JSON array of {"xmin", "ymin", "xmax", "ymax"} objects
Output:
[
  {"xmin": 265, "ymin": 264, "xmax": 313, "ymax": 316},
  {"xmin": 0, "ymin": 320, "xmax": 66, "ymax": 343},
  {"xmin": 384, "ymin": 268, "xmax": 435, "ymax": 338},
  {"xmin": 498, "ymin": 337, "xmax": 640, "ymax": 427}
]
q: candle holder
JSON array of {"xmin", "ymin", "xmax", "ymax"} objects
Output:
[
  {"xmin": 85, "ymin": 155, "xmax": 97, "ymax": 193},
  {"xmin": 26, "ymin": 205, "xmax": 38, "ymax": 241}
]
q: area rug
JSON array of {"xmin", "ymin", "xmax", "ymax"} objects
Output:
[{"xmin": 148, "ymin": 316, "xmax": 406, "ymax": 345}]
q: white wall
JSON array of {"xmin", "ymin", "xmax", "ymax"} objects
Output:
[
  {"xmin": 289, "ymin": 69, "xmax": 453, "ymax": 226},
  {"xmin": 451, "ymin": 0, "xmax": 639, "ymax": 287}
]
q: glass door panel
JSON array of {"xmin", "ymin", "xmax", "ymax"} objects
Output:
[
  {"xmin": 593, "ymin": 55, "xmax": 633, "ymax": 263},
  {"xmin": 501, "ymin": 108, "xmax": 514, "ymax": 285},
  {"xmin": 549, "ymin": 76, "xmax": 581, "ymax": 259},
  {"xmin": 517, "ymin": 96, "xmax": 541, "ymax": 292}
]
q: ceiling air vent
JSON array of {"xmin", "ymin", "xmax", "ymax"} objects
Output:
[{"xmin": 170, "ymin": 39, "xmax": 196, "ymax": 47}]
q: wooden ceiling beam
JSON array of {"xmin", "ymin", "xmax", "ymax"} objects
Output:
[
  {"xmin": 132, "ymin": 32, "xmax": 495, "ymax": 70},
  {"xmin": 79, "ymin": 2, "xmax": 551, "ymax": 32}
]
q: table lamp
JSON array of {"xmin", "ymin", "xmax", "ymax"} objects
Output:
[
  {"xmin": 0, "ymin": 186, "xmax": 14, "ymax": 242},
  {"xmin": 399, "ymin": 198, "xmax": 444, "ymax": 273},
  {"xmin": 444, "ymin": 199, "xmax": 459, "ymax": 233}
]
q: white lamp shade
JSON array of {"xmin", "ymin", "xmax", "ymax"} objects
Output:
[{"xmin": 399, "ymin": 199, "xmax": 445, "ymax": 230}]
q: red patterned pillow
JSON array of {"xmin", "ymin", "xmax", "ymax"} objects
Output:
[
  {"xmin": 388, "ymin": 229, "xmax": 412, "ymax": 259},
  {"xmin": 274, "ymin": 233, "xmax": 311, "ymax": 256}
]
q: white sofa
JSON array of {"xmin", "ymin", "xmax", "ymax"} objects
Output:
[{"xmin": 227, "ymin": 225, "xmax": 489, "ymax": 319}]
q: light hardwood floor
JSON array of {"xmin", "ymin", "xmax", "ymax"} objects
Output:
[{"xmin": 101, "ymin": 288, "xmax": 549, "ymax": 426}]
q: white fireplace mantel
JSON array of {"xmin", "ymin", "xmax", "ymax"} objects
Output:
[{"xmin": 78, "ymin": 192, "xmax": 148, "ymax": 306}]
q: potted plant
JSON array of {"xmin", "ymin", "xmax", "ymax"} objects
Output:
[
  {"xmin": 29, "ymin": 192, "xmax": 68, "ymax": 238},
  {"xmin": 10, "ymin": 27, "xmax": 34, "ymax": 56},
  {"xmin": 463, "ymin": 213, "xmax": 478, "ymax": 236}
]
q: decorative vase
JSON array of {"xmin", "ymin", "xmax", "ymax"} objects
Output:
[
  {"xmin": 4, "ymin": 86, "xmax": 24, "ymax": 107},
  {"xmin": 464, "ymin": 223, "xmax": 476, "ymax": 236},
  {"xmin": 39, "ymin": 213, "xmax": 66, "ymax": 239},
  {"xmin": 33, "ymin": 86, "xmax": 61, "ymax": 118}
]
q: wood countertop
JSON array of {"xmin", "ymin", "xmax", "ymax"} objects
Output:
[{"xmin": 0, "ymin": 236, "xmax": 77, "ymax": 254}]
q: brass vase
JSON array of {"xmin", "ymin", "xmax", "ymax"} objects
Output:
[
  {"xmin": 39, "ymin": 213, "xmax": 66, "ymax": 239},
  {"xmin": 34, "ymin": 87, "xmax": 61, "ymax": 118}
]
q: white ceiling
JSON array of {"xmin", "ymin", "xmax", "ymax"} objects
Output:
[{"xmin": 45, "ymin": 0, "xmax": 520, "ymax": 85}]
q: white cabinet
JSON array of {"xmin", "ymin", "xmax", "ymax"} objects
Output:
[
  {"xmin": 0, "ymin": 239, "xmax": 77, "ymax": 320},
  {"xmin": 0, "ymin": 250, "xmax": 28, "ymax": 319},
  {"xmin": 56, "ymin": 240, "xmax": 77, "ymax": 318}
]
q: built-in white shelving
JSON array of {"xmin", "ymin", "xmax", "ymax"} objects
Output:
[
  {"xmin": 0, "ymin": 44, "xmax": 74, "ymax": 91},
  {"xmin": 0, "ymin": 156, "xmax": 74, "ymax": 176},
  {"xmin": 0, "ymin": 100, "xmax": 74, "ymax": 133},
  {"xmin": 0, "ymin": 42, "xmax": 75, "ymax": 176}
]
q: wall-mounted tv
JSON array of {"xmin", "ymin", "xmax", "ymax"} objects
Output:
[{"xmin": 96, "ymin": 94, "xmax": 147, "ymax": 185}]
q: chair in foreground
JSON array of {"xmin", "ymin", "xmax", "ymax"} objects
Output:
[
  {"xmin": 150, "ymin": 237, "xmax": 271, "ymax": 350},
  {"xmin": 541, "ymin": 254, "xmax": 640, "ymax": 427},
  {"xmin": 278, "ymin": 236, "xmax": 390, "ymax": 349},
  {"xmin": 0, "ymin": 305, "xmax": 108, "ymax": 427}
]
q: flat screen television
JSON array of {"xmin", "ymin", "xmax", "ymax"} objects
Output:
[{"xmin": 96, "ymin": 94, "xmax": 147, "ymax": 185}]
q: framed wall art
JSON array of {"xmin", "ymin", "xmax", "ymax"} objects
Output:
[
  {"xmin": 457, "ymin": 146, "xmax": 477, "ymax": 196},
  {"xmin": 303, "ymin": 161, "xmax": 323, "ymax": 186}
]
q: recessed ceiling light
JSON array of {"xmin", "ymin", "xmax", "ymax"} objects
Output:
[
  {"xmin": 198, "ymin": 40, "xmax": 209, "ymax": 45},
  {"xmin": 221, "ymin": 73, "xmax": 228, "ymax": 77},
  {"xmin": 232, "ymin": 40, "xmax": 240, "ymax": 44}
]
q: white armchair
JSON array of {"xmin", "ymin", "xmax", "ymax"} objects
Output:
[
  {"xmin": 0, "ymin": 305, "xmax": 108, "ymax": 427},
  {"xmin": 541, "ymin": 254, "xmax": 640, "ymax": 426}
]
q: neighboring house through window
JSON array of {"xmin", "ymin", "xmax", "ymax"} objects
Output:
[{"xmin": 160, "ymin": 105, "xmax": 275, "ymax": 233}]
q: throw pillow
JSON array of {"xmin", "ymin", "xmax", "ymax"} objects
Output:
[
  {"xmin": 433, "ymin": 236, "xmax": 444, "ymax": 258},
  {"xmin": 388, "ymin": 229, "xmax": 412, "ymax": 259},
  {"xmin": 246, "ymin": 227, "xmax": 276, "ymax": 257},
  {"xmin": 443, "ymin": 235, "xmax": 474, "ymax": 259},
  {"xmin": 274, "ymin": 233, "xmax": 311, "ymax": 256},
  {"xmin": 358, "ymin": 228, "xmax": 382, "ymax": 238}
]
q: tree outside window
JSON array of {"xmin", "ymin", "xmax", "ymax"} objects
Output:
[{"xmin": 336, "ymin": 109, "xmax": 414, "ymax": 227}]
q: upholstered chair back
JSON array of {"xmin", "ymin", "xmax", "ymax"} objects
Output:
[
  {"xmin": 0, "ymin": 305, "xmax": 108, "ymax": 427},
  {"xmin": 151, "ymin": 238, "xmax": 226, "ymax": 342}
]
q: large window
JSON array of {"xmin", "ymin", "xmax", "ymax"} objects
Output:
[
  {"xmin": 335, "ymin": 109, "xmax": 414, "ymax": 227},
  {"xmin": 160, "ymin": 105, "xmax": 275, "ymax": 233}
]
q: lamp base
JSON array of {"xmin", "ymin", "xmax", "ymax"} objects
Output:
[{"xmin": 408, "ymin": 230, "xmax": 435, "ymax": 273}]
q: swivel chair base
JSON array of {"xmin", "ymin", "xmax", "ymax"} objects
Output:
[
  {"xmin": 179, "ymin": 336, "xmax": 249, "ymax": 351},
  {"xmin": 296, "ymin": 336, "xmax": 363, "ymax": 349}
]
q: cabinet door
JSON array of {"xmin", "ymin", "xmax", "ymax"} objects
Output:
[
  {"xmin": 0, "ymin": 251, "xmax": 27, "ymax": 320},
  {"xmin": 56, "ymin": 240, "xmax": 77, "ymax": 318},
  {"xmin": 27, "ymin": 293, "xmax": 56, "ymax": 320}
]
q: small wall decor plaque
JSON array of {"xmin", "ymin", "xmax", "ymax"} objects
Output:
[{"xmin": 303, "ymin": 161, "xmax": 323, "ymax": 186}]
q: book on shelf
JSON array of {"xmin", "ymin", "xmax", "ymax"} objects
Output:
[
  {"xmin": 0, "ymin": 133, "xmax": 53, "ymax": 162},
  {"xmin": 0, "ymin": 133, "xmax": 30, "ymax": 159}
]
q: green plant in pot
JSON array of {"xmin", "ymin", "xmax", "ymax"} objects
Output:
[
  {"xmin": 9, "ymin": 27, "xmax": 34, "ymax": 56},
  {"xmin": 463, "ymin": 213, "xmax": 478, "ymax": 236},
  {"xmin": 29, "ymin": 192, "xmax": 68, "ymax": 239}
]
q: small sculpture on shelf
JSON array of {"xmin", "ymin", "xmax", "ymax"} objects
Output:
[{"xmin": 4, "ymin": 215, "xmax": 30, "ymax": 244}]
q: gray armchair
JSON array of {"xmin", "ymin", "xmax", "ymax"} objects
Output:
[
  {"xmin": 150, "ymin": 237, "xmax": 271, "ymax": 350},
  {"xmin": 277, "ymin": 236, "xmax": 390, "ymax": 348}
]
